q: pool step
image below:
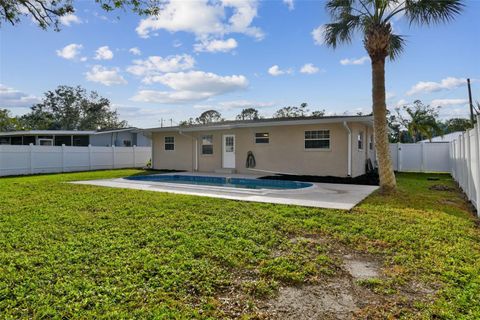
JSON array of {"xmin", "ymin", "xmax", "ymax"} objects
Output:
[{"xmin": 214, "ymin": 168, "xmax": 237, "ymax": 174}]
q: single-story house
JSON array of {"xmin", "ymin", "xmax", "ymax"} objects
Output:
[
  {"xmin": 145, "ymin": 115, "xmax": 375, "ymax": 177},
  {"xmin": 0, "ymin": 128, "xmax": 151, "ymax": 147}
]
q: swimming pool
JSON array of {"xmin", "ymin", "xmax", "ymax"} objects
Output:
[{"xmin": 125, "ymin": 174, "xmax": 313, "ymax": 190}]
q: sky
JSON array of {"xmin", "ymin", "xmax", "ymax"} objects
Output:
[{"xmin": 0, "ymin": 0, "xmax": 479, "ymax": 128}]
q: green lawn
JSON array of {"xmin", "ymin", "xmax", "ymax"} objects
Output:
[{"xmin": 0, "ymin": 170, "xmax": 479, "ymax": 319}]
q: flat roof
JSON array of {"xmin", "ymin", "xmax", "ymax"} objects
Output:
[
  {"xmin": 143, "ymin": 115, "xmax": 374, "ymax": 133},
  {"xmin": 0, "ymin": 130, "xmax": 96, "ymax": 136},
  {"xmin": 0, "ymin": 128, "xmax": 142, "ymax": 136}
]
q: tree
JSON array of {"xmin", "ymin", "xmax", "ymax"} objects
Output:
[
  {"xmin": 396, "ymin": 100, "xmax": 442, "ymax": 143},
  {"xmin": 0, "ymin": 1, "xmax": 157, "ymax": 31},
  {"xmin": 236, "ymin": 108, "xmax": 260, "ymax": 120},
  {"xmin": 20, "ymin": 85, "xmax": 127, "ymax": 130},
  {"xmin": 311, "ymin": 110, "xmax": 326, "ymax": 117},
  {"xmin": 274, "ymin": 103, "xmax": 309, "ymax": 118},
  {"xmin": 195, "ymin": 110, "xmax": 223, "ymax": 125},
  {"xmin": 0, "ymin": 109, "xmax": 23, "ymax": 131},
  {"xmin": 323, "ymin": 0, "xmax": 463, "ymax": 193},
  {"xmin": 440, "ymin": 118, "xmax": 472, "ymax": 133}
]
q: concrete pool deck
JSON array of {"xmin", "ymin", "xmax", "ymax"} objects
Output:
[{"xmin": 71, "ymin": 172, "xmax": 379, "ymax": 210}]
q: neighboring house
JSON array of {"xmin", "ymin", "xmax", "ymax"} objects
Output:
[
  {"xmin": 0, "ymin": 128, "xmax": 151, "ymax": 147},
  {"xmin": 145, "ymin": 115, "xmax": 375, "ymax": 177},
  {"xmin": 418, "ymin": 131, "xmax": 463, "ymax": 143}
]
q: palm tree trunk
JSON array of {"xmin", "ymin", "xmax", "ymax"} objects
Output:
[{"xmin": 371, "ymin": 58, "xmax": 397, "ymax": 193}]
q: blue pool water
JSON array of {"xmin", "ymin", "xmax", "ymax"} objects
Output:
[{"xmin": 125, "ymin": 174, "xmax": 313, "ymax": 190}]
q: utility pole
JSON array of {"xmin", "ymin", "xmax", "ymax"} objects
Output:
[
  {"xmin": 170, "ymin": 118, "xmax": 173, "ymax": 127},
  {"xmin": 467, "ymin": 78, "xmax": 474, "ymax": 125},
  {"xmin": 160, "ymin": 118, "xmax": 164, "ymax": 128}
]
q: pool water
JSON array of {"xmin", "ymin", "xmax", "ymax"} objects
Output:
[{"xmin": 125, "ymin": 174, "xmax": 313, "ymax": 190}]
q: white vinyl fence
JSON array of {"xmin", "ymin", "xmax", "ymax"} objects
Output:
[
  {"xmin": 0, "ymin": 144, "xmax": 151, "ymax": 177},
  {"xmin": 450, "ymin": 115, "xmax": 480, "ymax": 213},
  {"xmin": 389, "ymin": 142, "xmax": 451, "ymax": 173}
]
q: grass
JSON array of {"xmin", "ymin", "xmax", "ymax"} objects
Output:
[{"xmin": 0, "ymin": 170, "xmax": 479, "ymax": 319}]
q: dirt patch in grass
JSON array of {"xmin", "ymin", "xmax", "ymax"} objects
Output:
[{"xmin": 429, "ymin": 184, "xmax": 456, "ymax": 192}]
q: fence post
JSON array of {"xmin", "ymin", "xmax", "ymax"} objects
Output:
[
  {"xmin": 133, "ymin": 145, "xmax": 136, "ymax": 168},
  {"xmin": 112, "ymin": 145, "xmax": 116, "ymax": 169},
  {"xmin": 466, "ymin": 132, "xmax": 472, "ymax": 201},
  {"xmin": 420, "ymin": 142, "xmax": 425, "ymax": 172},
  {"xmin": 0, "ymin": 145, "xmax": 3, "ymax": 177},
  {"xmin": 476, "ymin": 115, "xmax": 480, "ymax": 215},
  {"xmin": 61, "ymin": 144, "xmax": 66, "ymax": 172},
  {"xmin": 88, "ymin": 144, "xmax": 92, "ymax": 171},
  {"xmin": 397, "ymin": 142, "xmax": 402, "ymax": 172},
  {"xmin": 29, "ymin": 143, "xmax": 34, "ymax": 175}
]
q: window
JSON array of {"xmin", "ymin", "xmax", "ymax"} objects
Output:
[
  {"xmin": 369, "ymin": 134, "xmax": 374, "ymax": 150},
  {"xmin": 201, "ymin": 135, "xmax": 213, "ymax": 155},
  {"xmin": 55, "ymin": 135, "xmax": 72, "ymax": 146},
  {"xmin": 255, "ymin": 132, "xmax": 269, "ymax": 144},
  {"xmin": 305, "ymin": 130, "xmax": 330, "ymax": 149},
  {"xmin": 358, "ymin": 132, "xmax": 364, "ymax": 150},
  {"xmin": 73, "ymin": 135, "xmax": 89, "ymax": 147},
  {"xmin": 11, "ymin": 136, "xmax": 22, "ymax": 145},
  {"xmin": 123, "ymin": 140, "xmax": 132, "ymax": 147},
  {"xmin": 164, "ymin": 136, "xmax": 175, "ymax": 151}
]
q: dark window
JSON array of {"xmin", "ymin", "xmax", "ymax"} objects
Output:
[
  {"xmin": 123, "ymin": 140, "xmax": 132, "ymax": 147},
  {"xmin": 0, "ymin": 137, "xmax": 10, "ymax": 145},
  {"xmin": 255, "ymin": 132, "xmax": 269, "ymax": 144},
  {"xmin": 73, "ymin": 135, "xmax": 89, "ymax": 147},
  {"xmin": 369, "ymin": 134, "xmax": 374, "ymax": 150},
  {"xmin": 165, "ymin": 136, "xmax": 175, "ymax": 150},
  {"xmin": 201, "ymin": 135, "xmax": 213, "ymax": 155},
  {"xmin": 304, "ymin": 130, "xmax": 330, "ymax": 149},
  {"xmin": 11, "ymin": 136, "xmax": 22, "ymax": 145},
  {"xmin": 55, "ymin": 135, "xmax": 72, "ymax": 146},
  {"xmin": 23, "ymin": 136, "xmax": 35, "ymax": 145},
  {"xmin": 357, "ymin": 132, "xmax": 364, "ymax": 150}
]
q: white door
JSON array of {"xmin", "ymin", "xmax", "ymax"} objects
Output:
[{"xmin": 222, "ymin": 134, "xmax": 235, "ymax": 168}]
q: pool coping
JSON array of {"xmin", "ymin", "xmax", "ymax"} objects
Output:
[{"xmin": 70, "ymin": 172, "xmax": 379, "ymax": 210}]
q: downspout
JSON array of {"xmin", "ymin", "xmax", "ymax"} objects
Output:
[
  {"xmin": 178, "ymin": 130, "xmax": 198, "ymax": 171},
  {"xmin": 343, "ymin": 121, "xmax": 352, "ymax": 177}
]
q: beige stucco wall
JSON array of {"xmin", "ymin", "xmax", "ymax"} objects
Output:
[{"xmin": 152, "ymin": 122, "xmax": 373, "ymax": 177}]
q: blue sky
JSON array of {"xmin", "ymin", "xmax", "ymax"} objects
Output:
[{"xmin": 1, "ymin": 0, "xmax": 479, "ymax": 128}]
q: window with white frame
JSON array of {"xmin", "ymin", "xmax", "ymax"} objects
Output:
[
  {"xmin": 369, "ymin": 134, "xmax": 374, "ymax": 150},
  {"xmin": 201, "ymin": 135, "xmax": 213, "ymax": 155},
  {"xmin": 304, "ymin": 130, "xmax": 330, "ymax": 149},
  {"xmin": 357, "ymin": 132, "xmax": 364, "ymax": 150},
  {"xmin": 255, "ymin": 132, "xmax": 269, "ymax": 144},
  {"xmin": 164, "ymin": 136, "xmax": 175, "ymax": 151}
]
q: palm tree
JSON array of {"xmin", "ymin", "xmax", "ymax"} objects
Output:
[
  {"xmin": 397, "ymin": 100, "xmax": 442, "ymax": 142},
  {"xmin": 323, "ymin": 0, "xmax": 464, "ymax": 193}
]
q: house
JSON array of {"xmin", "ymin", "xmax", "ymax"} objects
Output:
[
  {"xmin": 0, "ymin": 128, "xmax": 151, "ymax": 147},
  {"xmin": 145, "ymin": 115, "xmax": 375, "ymax": 177},
  {"xmin": 418, "ymin": 131, "xmax": 463, "ymax": 143}
]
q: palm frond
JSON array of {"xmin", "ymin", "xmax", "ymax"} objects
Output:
[
  {"xmin": 404, "ymin": 0, "xmax": 464, "ymax": 26},
  {"xmin": 323, "ymin": 13, "xmax": 363, "ymax": 48},
  {"xmin": 388, "ymin": 33, "xmax": 406, "ymax": 60}
]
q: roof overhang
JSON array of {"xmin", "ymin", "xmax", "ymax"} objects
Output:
[
  {"xmin": 143, "ymin": 116, "xmax": 374, "ymax": 133},
  {"xmin": 0, "ymin": 130, "xmax": 96, "ymax": 137}
]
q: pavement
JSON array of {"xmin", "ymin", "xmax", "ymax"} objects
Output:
[{"xmin": 71, "ymin": 172, "xmax": 379, "ymax": 210}]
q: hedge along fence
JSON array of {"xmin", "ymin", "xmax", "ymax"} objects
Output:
[
  {"xmin": 450, "ymin": 115, "xmax": 480, "ymax": 214},
  {"xmin": 0, "ymin": 144, "xmax": 151, "ymax": 177}
]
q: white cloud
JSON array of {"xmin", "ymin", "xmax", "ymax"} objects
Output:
[
  {"xmin": 59, "ymin": 14, "xmax": 82, "ymax": 26},
  {"xmin": 312, "ymin": 25, "xmax": 325, "ymax": 45},
  {"xmin": 0, "ymin": 84, "xmax": 40, "ymax": 108},
  {"xmin": 135, "ymin": 0, "xmax": 263, "ymax": 40},
  {"xmin": 85, "ymin": 65, "xmax": 127, "ymax": 86},
  {"xmin": 300, "ymin": 63, "xmax": 320, "ymax": 74},
  {"xmin": 283, "ymin": 0, "xmax": 294, "ymax": 10},
  {"xmin": 126, "ymin": 54, "xmax": 195, "ymax": 82},
  {"xmin": 268, "ymin": 65, "xmax": 292, "ymax": 76},
  {"xmin": 129, "ymin": 47, "xmax": 141, "ymax": 56},
  {"xmin": 431, "ymin": 98, "xmax": 468, "ymax": 107},
  {"xmin": 394, "ymin": 99, "xmax": 407, "ymax": 108},
  {"xmin": 194, "ymin": 38, "xmax": 238, "ymax": 53},
  {"xmin": 340, "ymin": 56, "xmax": 370, "ymax": 66},
  {"xmin": 194, "ymin": 100, "xmax": 274, "ymax": 111},
  {"xmin": 407, "ymin": 77, "xmax": 467, "ymax": 96},
  {"xmin": 56, "ymin": 43, "xmax": 83, "ymax": 60},
  {"xmin": 94, "ymin": 46, "xmax": 114, "ymax": 60},
  {"xmin": 131, "ymin": 71, "xmax": 248, "ymax": 104},
  {"xmin": 386, "ymin": 92, "xmax": 396, "ymax": 100}
]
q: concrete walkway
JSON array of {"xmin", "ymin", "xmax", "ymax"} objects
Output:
[{"xmin": 72, "ymin": 172, "xmax": 378, "ymax": 210}]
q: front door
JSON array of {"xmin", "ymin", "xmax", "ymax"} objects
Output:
[{"xmin": 222, "ymin": 134, "xmax": 235, "ymax": 168}]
